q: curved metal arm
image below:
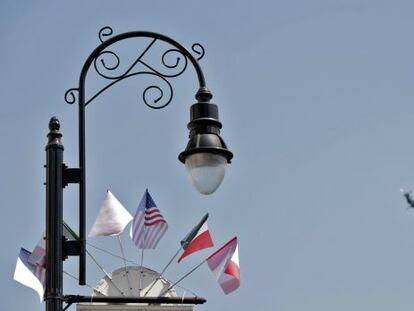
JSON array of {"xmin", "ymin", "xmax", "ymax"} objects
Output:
[
  {"xmin": 65, "ymin": 26, "xmax": 210, "ymax": 108},
  {"xmin": 80, "ymin": 27, "xmax": 207, "ymax": 90},
  {"xmin": 65, "ymin": 26, "xmax": 212, "ymax": 285}
]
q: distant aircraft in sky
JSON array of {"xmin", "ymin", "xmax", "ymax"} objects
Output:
[{"xmin": 401, "ymin": 189, "xmax": 414, "ymax": 208}]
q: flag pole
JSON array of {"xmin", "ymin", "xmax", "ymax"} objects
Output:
[
  {"xmin": 87, "ymin": 242, "xmax": 138, "ymax": 265},
  {"xmin": 86, "ymin": 249, "xmax": 125, "ymax": 296},
  {"xmin": 63, "ymin": 222, "xmax": 127, "ymax": 296},
  {"xmin": 144, "ymin": 246, "xmax": 182, "ymax": 296},
  {"xmin": 159, "ymin": 259, "xmax": 206, "ymax": 297},
  {"xmin": 63, "ymin": 270, "xmax": 107, "ymax": 296},
  {"xmin": 138, "ymin": 226, "xmax": 148, "ymax": 294},
  {"xmin": 117, "ymin": 235, "xmax": 133, "ymax": 296},
  {"xmin": 139, "ymin": 247, "xmax": 145, "ymax": 294},
  {"xmin": 63, "ymin": 222, "xmax": 126, "ymax": 296},
  {"xmin": 138, "ymin": 189, "xmax": 149, "ymax": 294}
]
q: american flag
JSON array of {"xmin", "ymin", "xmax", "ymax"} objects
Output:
[{"xmin": 131, "ymin": 189, "xmax": 168, "ymax": 249}]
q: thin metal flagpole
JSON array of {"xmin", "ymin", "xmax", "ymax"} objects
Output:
[
  {"xmin": 144, "ymin": 246, "xmax": 182, "ymax": 296},
  {"xmin": 158, "ymin": 259, "xmax": 206, "ymax": 297},
  {"xmin": 117, "ymin": 235, "xmax": 133, "ymax": 296},
  {"xmin": 139, "ymin": 247, "xmax": 145, "ymax": 294},
  {"xmin": 87, "ymin": 242, "xmax": 139, "ymax": 265},
  {"xmin": 86, "ymin": 249, "xmax": 125, "ymax": 296},
  {"xmin": 138, "ymin": 225, "xmax": 149, "ymax": 294},
  {"xmin": 63, "ymin": 270, "xmax": 107, "ymax": 296}
]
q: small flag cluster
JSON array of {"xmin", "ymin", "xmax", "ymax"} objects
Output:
[
  {"xmin": 15, "ymin": 188, "xmax": 240, "ymax": 301},
  {"xmin": 13, "ymin": 222, "xmax": 78, "ymax": 301},
  {"xmin": 89, "ymin": 190, "xmax": 168, "ymax": 250},
  {"xmin": 178, "ymin": 213, "xmax": 239, "ymax": 295}
]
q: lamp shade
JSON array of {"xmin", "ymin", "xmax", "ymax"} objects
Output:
[
  {"xmin": 179, "ymin": 101, "xmax": 233, "ymax": 195},
  {"xmin": 184, "ymin": 152, "xmax": 227, "ymax": 195}
]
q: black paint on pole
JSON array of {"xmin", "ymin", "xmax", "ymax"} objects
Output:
[
  {"xmin": 45, "ymin": 117, "xmax": 64, "ymax": 311},
  {"xmin": 64, "ymin": 295, "xmax": 207, "ymax": 305}
]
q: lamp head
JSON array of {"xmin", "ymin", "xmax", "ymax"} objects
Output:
[{"xmin": 179, "ymin": 88, "xmax": 233, "ymax": 195}]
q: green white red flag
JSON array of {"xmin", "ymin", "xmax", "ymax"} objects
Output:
[
  {"xmin": 206, "ymin": 236, "xmax": 240, "ymax": 295},
  {"xmin": 178, "ymin": 213, "xmax": 214, "ymax": 263}
]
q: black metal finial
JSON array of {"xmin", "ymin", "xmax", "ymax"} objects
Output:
[
  {"xmin": 195, "ymin": 87, "xmax": 213, "ymax": 102},
  {"xmin": 49, "ymin": 116, "xmax": 60, "ymax": 131},
  {"xmin": 46, "ymin": 117, "xmax": 63, "ymax": 150}
]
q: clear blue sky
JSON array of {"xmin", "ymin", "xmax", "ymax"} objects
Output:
[{"xmin": 2, "ymin": 0, "xmax": 414, "ymax": 310}]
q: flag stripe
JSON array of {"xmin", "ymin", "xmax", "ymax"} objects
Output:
[
  {"xmin": 224, "ymin": 260, "xmax": 240, "ymax": 279},
  {"xmin": 143, "ymin": 222, "xmax": 168, "ymax": 248},
  {"xmin": 145, "ymin": 219, "xmax": 166, "ymax": 226},
  {"xmin": 145, "ymin": 208, "xmax": 161, "ymax": 215},
  {"xmin": 207, "ymin": 236, "xmax": 237, "ymax": 261},
  {"xmin": 178, "ymin": 228, "xmax": 213, "ymax": 263},
  {"xmin": 180, "ymin": 213, "xmax": 209, "ymax": 249},
  {"xmin": 145, "ymin": 214, "xmax": 163, "ymax": 220},
  {"xmin": 220, "ymin": 277, "xmax": 240, "ymax": 294}
]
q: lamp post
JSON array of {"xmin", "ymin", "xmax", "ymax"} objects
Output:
[{"xmin": 44, "ymin": 26, "xmax": 233, "ymax": 311}]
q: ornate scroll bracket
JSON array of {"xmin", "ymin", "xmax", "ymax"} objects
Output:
[
  {"xmin": 64, "ymin": 26, "xmax": 206, "ymax": 110},
  {"xmin": 64, "ymin": 88, "xmax": 79, "ymax": 105}
]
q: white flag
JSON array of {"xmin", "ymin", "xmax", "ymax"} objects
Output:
[
  {"xmin": 14, "ymin": 248, "xmax": 46, "ymax": 302},
  {"xmin": 89, "ymin": 190, "xmax": 133, "ymax": 237}
]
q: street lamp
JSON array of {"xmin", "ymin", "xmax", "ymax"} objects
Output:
[
  {"xmin": 179, "ymin": 99, "xmax": 233, "ymax": 195},
  {"xmin": 45, "ymin": 26, "xmax": 233, "ymax": 311}
]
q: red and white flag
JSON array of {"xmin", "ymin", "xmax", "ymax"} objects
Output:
[
  {"xmin": 178, "ymin": 213, "xmax": 213, "ymax": 263},
  {"xmin": 206, "ymin": 236, "xmax": 240, "ymax": 295},
  {"xmin": 28, "ymin": 235, "xmax": 46, "ymax": 268},
  {"xmin": 89, "ymin": 190, "xmax": 133, "ymax": 237},
  {"xmin": 28, "ymin": 223, "xmax": 78, "ymax": 268},
  {"xmin": 130, "ymin": 189, "xmax": 168, "ymax": 249}
]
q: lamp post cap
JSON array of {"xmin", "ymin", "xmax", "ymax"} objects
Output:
[{"xmin": 46, "ymin": 116, "xmax": 63, "ymax": 150}]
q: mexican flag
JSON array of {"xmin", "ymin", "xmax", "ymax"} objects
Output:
[{"xmin": 178, "ymin": 213, "xmax": 214, "ymax": 263}]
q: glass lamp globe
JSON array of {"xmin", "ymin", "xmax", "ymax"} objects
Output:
[{"xmin": 185, "ymin": 153, "xmax": 227, "ymax": 195}]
